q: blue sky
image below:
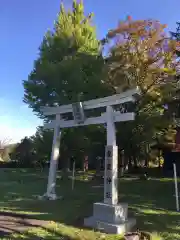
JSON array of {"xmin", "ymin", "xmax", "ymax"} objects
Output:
[{"xmin": 0, "ymin": 0, "xmax": 179, "ymax": 143}]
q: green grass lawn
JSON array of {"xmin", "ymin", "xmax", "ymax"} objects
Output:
[{"xmin": 0, "ymin": 169, "xmax": 179, "ymax": 239}]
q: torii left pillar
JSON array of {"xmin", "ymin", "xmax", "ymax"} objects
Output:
[
  {"xmin": 39, "ymin": 114, "xmax": 62, "ymax": 200},
  {"xmin": 84, "ymin": 106, "xmax": 136, "ymax": 234}
]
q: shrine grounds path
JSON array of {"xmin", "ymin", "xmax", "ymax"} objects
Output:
[{"xmin": 0, "ymin": 169, "xmax": 179, "ymax": 240}]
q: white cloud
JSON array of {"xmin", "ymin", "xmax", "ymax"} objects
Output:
[{"xmin": 0, "ymin": 123, "xmax": 36, "ymax": 144}]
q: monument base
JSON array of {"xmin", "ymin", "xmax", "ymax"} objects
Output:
[
  {"xmin": 38, "ymin": 193, "xmax": 62, "ymax": 201},
  {"xmin": 84, "ymin": 202, "xmax": 136, "ymax": 234}
]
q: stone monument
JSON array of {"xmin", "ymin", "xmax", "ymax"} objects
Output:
[{"xmin": 84, "ymin": 106, "xmax": 136, "ymax": 234}]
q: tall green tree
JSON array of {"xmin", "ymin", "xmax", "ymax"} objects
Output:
[
  {"xmin": 30, "ymin": 126, "xmax": 53, "ymax": 167},
  {"xmin": 23, "ymin": 0, "xmax": 110, "ymax": 170},
  {"xmin": 23, "ymin": 0, "xmax": 110, "ymax": 117},
  {"xmin": 10, "ymin": 137, "xmax": 34, "ymax": 166}
]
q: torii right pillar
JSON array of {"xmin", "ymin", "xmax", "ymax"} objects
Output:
[{"xmin": 84, "ymin": 106, "xmax": 136, "ymax": 234}]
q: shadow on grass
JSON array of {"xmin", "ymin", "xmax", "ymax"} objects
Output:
[
  {"xmin": 0, "ymin": 169, "xmax": 179, "ymax": 239},
  {"xmin": 0, "ymin": 211, "xmax": 83, "ymax": 239},
  {"xmin": 119, "ymin": 179, "xmax": 180, "ymax": 239}
]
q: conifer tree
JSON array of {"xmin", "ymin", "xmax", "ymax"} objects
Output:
[{"xmin": 23, "ymin": 0, "xmax": 108, "ymax": 116}]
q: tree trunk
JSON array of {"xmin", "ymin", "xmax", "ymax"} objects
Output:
[
  {"xmin": 119, "ymin": 150, "xmax": 125, "ymax": 177},
  {"xmin": 62, "ymin": 154, "xmax": 70, "ymax": 172},
  {"xmin": 158, "ymin": 150, "xmax": 161, "ymax": 168},
  {"xmin": 145, "ymin": 144, "xmax": 149, "ymax": 167},
  {"xmin": 128, "ymin": 156, "xmax": 133, "ymax": 171},
  {"xmin": 133, "ymin": 155, "xmax": 138, "ymax": 168},
  {"xmin": 66, "ymin": 158, "xmax": 71, "ymax": 172},
  {"xmin": 96, "ymin": 157, "xmax": 101, "ymax": 173}
]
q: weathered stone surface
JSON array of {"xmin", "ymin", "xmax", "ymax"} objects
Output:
[
  {"xmin": 93, "ymin": 202, "xmax": 128, "ymax": 224},
  {"xmin": 84, "ymin": 215, "xmax": 136, "ymax": 234}
]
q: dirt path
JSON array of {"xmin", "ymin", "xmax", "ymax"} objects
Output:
[{"xmin": 0, "ymin": 211, "xmax": 49, "ymax": 238}]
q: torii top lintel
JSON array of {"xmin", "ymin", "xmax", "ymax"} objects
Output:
[{"xmin": 40, "ymin": 87, "xmax": 140, "ymax": 117}]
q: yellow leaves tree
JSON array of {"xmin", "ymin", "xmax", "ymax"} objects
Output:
[
  {"xmin": 0, "ymin": 138, "xmax": 11, "ymax": 161},
  {"xmin": 103, "ymin": 17, "xmax": 180, "ymax": 165},
  {"xmin": 105, "ymin": 16, "xmax": 179, "ymax": 101}
]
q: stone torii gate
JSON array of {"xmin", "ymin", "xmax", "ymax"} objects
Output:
[{"xmin": 40, "ymin": 87, "xmax": 140, "ymax": 234}]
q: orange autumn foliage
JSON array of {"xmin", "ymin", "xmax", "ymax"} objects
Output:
[
  {"xmin": 104, "ymin": 17, "xmax": 179, "ymax": 95},
  {"xmin": 107, "ymin": 17, "xmax": 179, "ymax": 53}
]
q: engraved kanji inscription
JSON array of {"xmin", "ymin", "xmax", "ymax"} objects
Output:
[
  {"xmin": 107, "ymin": 150, "xmax": 112, "ymax": 158},
  {"xmin": 72, "ymin": 102, "xmax": 85, "ymax": 124},
  {"xmin": 106, "ymin": 177, "xmax": 112, "ymax": 184},
  {"xmin": 119, "ymin": 104, "xmax": 126, "ymax": 113},
  {"xmin": 107, "ymin": 163, "xmax": 111, "ymax": 170},
  {"xmin": 106, "ymin": 192, "xmax": 112, "ymax": 199}
]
